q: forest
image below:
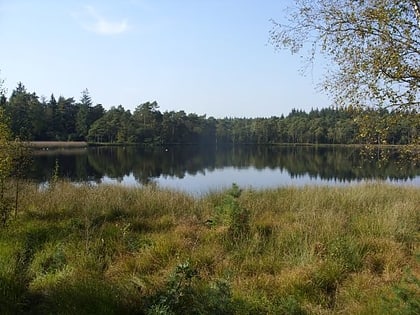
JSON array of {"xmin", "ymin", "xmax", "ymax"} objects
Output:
[{"xmin": 1, "ymin": 82, "xmax": 419, "ymax": 146}]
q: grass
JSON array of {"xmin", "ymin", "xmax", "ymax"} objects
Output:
[{"xmin": 0, "ymin": 181, "xmax": 419, "ymax": 314}]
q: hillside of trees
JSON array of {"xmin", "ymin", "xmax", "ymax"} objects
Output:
[{"xmin": 1, "ymin": 82, "xmax": 418, "ymax": 146}]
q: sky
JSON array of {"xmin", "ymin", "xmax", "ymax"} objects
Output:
[{"xmin": 0, "ymin": 0, "xmax": 330, "ymax": 118}]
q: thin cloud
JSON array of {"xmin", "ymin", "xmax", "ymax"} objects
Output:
[{"xmin": 75, "ymin": 5, "xmax": 129, "ymax": 35}]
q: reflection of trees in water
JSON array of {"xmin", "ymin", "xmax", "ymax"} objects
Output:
[
  {"xmin": 30, "ymin": 150, "xmax": 102, "ymax": 182},
  {"xmin": 87, "ymin": 147, "xmax": 133, "ymax": 182},
  {"xmin": 131, "ymin": 146, "xmax": 216, "ymax": 184},
  {"xmin": 285, "ymin": 147, "xmax": 418, "ymax": 181},
  {"xmin": 28, "ymin": 145, "xmax": 420, "ymax": 184}
]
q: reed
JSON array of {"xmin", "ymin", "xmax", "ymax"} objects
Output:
[{"xmin": 0, "ymin": 182, "xmax": 418, "ymax": 314}]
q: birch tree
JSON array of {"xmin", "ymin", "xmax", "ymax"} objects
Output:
[
  {"xmin": 270, "ymin": 0, "xmax": 420, "ymax": 161},
  {"xmin": 270, "ymin": 0, "xmax": 420, "ymax": 111}
]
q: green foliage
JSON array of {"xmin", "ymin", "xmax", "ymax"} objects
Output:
[
  {"xmin": 0, "ymin": 108, "xmax": 12, "ymax": 178},
  {"xmin": 214, "ymin": 183, "xmax": 251, "ymax": 244},
  {"xmin": 270, "ymin": 0, "xmax": 420, "ymax": 111},
  {"xmin": 49, "ymin": 158, "xmax": 60, "ymax": 190},
  {"xmin": 227, "ymin": 182, "xmax": 242, "ymax": 198},
  {"xmin": 75, "ymin": 88, "xmax": 96, "ymax": 140},
  {"xmin": 148, "ymin": 261, "xmax": 199, "ymax": 314},
  {"xmin": 7, "ymin": 139, "xmax": 32, "ymax": 218},
  {"xmin": 1, "ymin": 77, "xmax": 419, "ymax": 148},
  {"xmin": 0, "ymin": 108, "xmax": 13, "ymax": 225},
  {"xmin": 87, "ymin": 105, "xmax": 132, "ymax": 143},
  {"xmin": 5, "ymin": 82, "xmax": 42, "ymax": 140},
  {"xmin": 270, "ymin": 0, "xmax": 420, "ymax": 150},
  {"xmin": 275, "ymin": 296, "xmax": 308, "ymax": 315},
  {"xmin": 148, "ymin": 261, "xmax": 235, "ymax": 315},
  {"xmin": 0, "ymin": 198, "xmax": 12, "ymax": 226},
  {"xmin": 381, "ymin": 269, "xmax": 420, "ymax": 314}
]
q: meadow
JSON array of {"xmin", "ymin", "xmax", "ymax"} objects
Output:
[{"xmin": 0, "ymin": 182, "xmax": 419, "ymax": 314}]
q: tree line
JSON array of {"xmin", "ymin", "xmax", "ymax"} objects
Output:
[{"xmin": 0, "ymin": 82, "xmax": 418, "ymax": 146}]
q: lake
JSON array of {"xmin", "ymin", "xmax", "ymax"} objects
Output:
[{"xmin": 29, "ymin": 145, "xmax": 420, "ymax": 195}]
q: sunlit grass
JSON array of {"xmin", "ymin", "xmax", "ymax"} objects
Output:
[{"xmin": 0, "ymin": 181, "xmax": 418, "ymax": 314}]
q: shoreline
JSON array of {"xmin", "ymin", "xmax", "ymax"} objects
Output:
[
  {"xmin": 25, "ymin": 141, "xmax": 419, "ymax": 149},
  {"xmin": 27, "ymin": 141, "xmax": 88, "ymax": 149}
]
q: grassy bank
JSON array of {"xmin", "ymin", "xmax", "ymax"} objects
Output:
[{"xmin": 0, "ymin": 182, "xmax": 419, "ymax": 314}]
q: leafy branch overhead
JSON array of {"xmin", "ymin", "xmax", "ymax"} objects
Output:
[{"xmin": 270, "ymin": 0, "xmax": 420, "ymax": 110}]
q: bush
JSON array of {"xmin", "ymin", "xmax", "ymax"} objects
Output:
[
  {"xmin": 214, "ymin": 183, "xmax": 251, "ymax": 245},
  {"xmin": 148, "ymin": 261, "xmax": 235, "ymax": 315}
]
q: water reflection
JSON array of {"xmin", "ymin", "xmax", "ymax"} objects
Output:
[{"xmin": 29, "ymin": 145, "xmax": 420, "ymax": 192}]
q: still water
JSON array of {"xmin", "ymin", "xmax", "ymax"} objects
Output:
[{"xmin": 29, "ymin": 145, "xmax": 420, "ymax": 195}]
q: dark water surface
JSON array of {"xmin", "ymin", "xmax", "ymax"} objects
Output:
[{"xmin": 29, "ymin": 145, "xmax": 420, "ymax": 195}]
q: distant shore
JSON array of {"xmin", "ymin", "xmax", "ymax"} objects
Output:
[
  {"xmin": 27, "ymin": 141, "xmax": 88, "ymax": 149},
  {"xmin": 25, "ymin": 141, "xmax": 419, "ymax": 149}
]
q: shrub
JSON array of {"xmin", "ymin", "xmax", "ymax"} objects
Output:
[
  {"xmin": 214, "ymin": 183, "xmax": 251, "ymax": 245},
  {"xmin": 148, "ymin": 261, "xmax": 235, "ymax": 315}
]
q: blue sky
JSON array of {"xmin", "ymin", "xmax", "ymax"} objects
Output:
[{"xmin": 0, "ymin": 0, "xmax": 330, "ymax": 118}]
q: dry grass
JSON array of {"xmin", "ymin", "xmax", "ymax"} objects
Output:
[{"xmin": 1, "ymin": 182, "xmax": 419, "ymax": 314}]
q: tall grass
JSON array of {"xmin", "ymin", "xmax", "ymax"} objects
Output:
[{"xmin": 0, "ymin": 181, "xmax": 418, "ymax": 314}]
